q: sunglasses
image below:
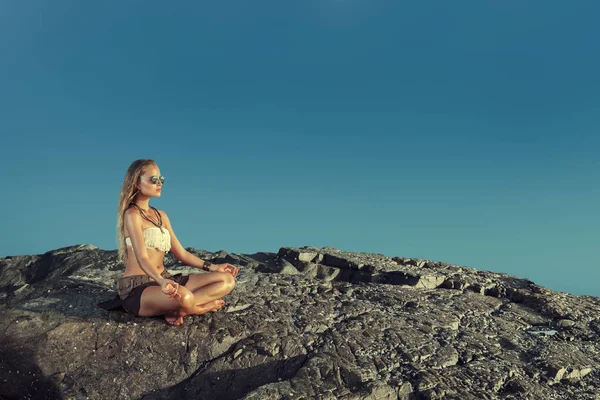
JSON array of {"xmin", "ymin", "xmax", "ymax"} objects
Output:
[{"xmin": 141, "ymin": 175, "xmax": 165, "ymax": 184}]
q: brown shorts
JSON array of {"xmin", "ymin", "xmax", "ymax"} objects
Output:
[{"xmin": 97, "ymin": 270, "xmax": 190, "ymax": 317}]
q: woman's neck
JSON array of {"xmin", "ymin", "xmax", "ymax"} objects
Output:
[{"xmin": 134, "ymin": 200, "xmax": 151, "ymax": 212}]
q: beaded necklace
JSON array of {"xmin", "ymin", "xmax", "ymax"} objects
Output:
[{"xmin": 130, "ymin": 203, "xmax": 164, "ymax": 233}]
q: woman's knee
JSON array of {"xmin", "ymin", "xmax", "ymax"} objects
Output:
[
  {"xmin": 178, "ymin": 287, "xmax": 196, "ymax": 310},
  {"xmin": 218, "ymin": 272, "xmax": 234, "ymax": 286},
  {"xmin": 223, "ymin": 273, "xmax": 236, "ymax": 292}
]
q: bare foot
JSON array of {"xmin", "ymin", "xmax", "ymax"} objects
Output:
[
  {"xmin": 197, "ymin": 299, "xmax": 226, "ymax": 314},
  {"xmin": 211, "ymin": 299, "xmax": 226, "ymax": 312},
  {"xmin": 165, "ymin": 312, "xmax": 184, "ymax": 326}
]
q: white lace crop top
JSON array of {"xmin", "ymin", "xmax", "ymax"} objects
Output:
[{"xmin": 125, "ymin": 227, "xmax": 171, "ymax": 252}]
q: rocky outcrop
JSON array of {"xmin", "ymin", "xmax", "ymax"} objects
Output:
[{"xmin": 1, "ymin": 245, "xmax": 599, "ymax": 399}]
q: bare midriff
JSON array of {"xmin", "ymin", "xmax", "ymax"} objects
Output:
[{"xmin": 122, "ymin": 246, "xmax": 166, "ymax": 278}]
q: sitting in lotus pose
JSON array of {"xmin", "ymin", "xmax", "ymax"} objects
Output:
[{"xmin": 99, "ymin": 159, "xmax": 238, "ymax": 326}]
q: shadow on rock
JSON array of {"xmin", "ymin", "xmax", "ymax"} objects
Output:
[
  {"xmin": 143, "ymin": 354, "xmax": 307, "ymax": 400},
  {"xmin": 0, "ymin": 333, "xmax": 63, "ymax": 400}
]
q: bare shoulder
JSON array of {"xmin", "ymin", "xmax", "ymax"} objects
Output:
[
  {"xmin": 156, "ymin": 209, "xmax": 171, "ymax": 226},
  {"xmin": 124, "ymin": 207, "xmax": 142, "ymax": 223},
  {"xmin": 155, "ymin": 208, "xmax": 169, "ymax": 219}
]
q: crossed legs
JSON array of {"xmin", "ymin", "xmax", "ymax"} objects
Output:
[{"xmin": 138, "ymin": 272, "xmax": 236, "ymax": 325}]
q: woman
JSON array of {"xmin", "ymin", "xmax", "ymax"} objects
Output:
[{"xmin": 99, "ymin": 159, "xmax": 238, "ymax": 326}]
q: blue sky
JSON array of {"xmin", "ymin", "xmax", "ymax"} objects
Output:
[{"xmin": 1, "ymin": 1, "xmax": 598, "ymax": 297}]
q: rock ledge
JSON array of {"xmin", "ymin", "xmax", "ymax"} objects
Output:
[{"xmin": 1, "ymin": 245, "xmax": 599, "ymax": 399}]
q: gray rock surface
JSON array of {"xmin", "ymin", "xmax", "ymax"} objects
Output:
[{"xmin": 1, "ymin": 244, "xmax": 599, "ymax": 399}]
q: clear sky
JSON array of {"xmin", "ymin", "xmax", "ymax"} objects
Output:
[{"xmin": 1, "ymin": 1, "xmax": 598, "ymax": 297}]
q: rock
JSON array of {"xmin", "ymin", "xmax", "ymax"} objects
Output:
[
  {"xmin": 558, "ymin": 319, "xmax": 576, "ymax": 328},
  {"xmin": 277, "ymin": 259, "xmax": 300, "ymax": 275},
  {"xmin": 1, "ymin": 245, "xmax": 599, "ymax": 399},
  {"xmin": 429, "ymin": 346, "xmax": 459, "ymax": 369},
  {"xmin": 543, "ymin": 344, "xmax": 594, "ymax": 383}
]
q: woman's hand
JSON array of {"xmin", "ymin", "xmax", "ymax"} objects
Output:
[
  {"xmin": 160, "ymin": 278, "xmax": 180, "ymax": 298},
  {"xmin": 211, "ymin": 263, "xmax": 239, "ymax": 277}
]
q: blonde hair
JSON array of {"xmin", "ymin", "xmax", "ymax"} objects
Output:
[{"xmin": 116, "ymin": 159, "xmax": 157, "ymax": 264}]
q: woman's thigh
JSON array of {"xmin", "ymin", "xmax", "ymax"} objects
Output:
[
  {"xmin": 184, "ymin": 272, "xmax": 234, "ymax": 292},
  {"xmin": 138, "ymin": 286, "xmax": 183, "ymax": 317}
]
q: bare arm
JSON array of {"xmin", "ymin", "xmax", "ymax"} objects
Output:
[
  {"xmin": 161, "ymin": 211, "xmax": 212, "ymax": 270},
  {"xmin": 123, "ymin": 208, "xmax": 168, "ymax": 282}
]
